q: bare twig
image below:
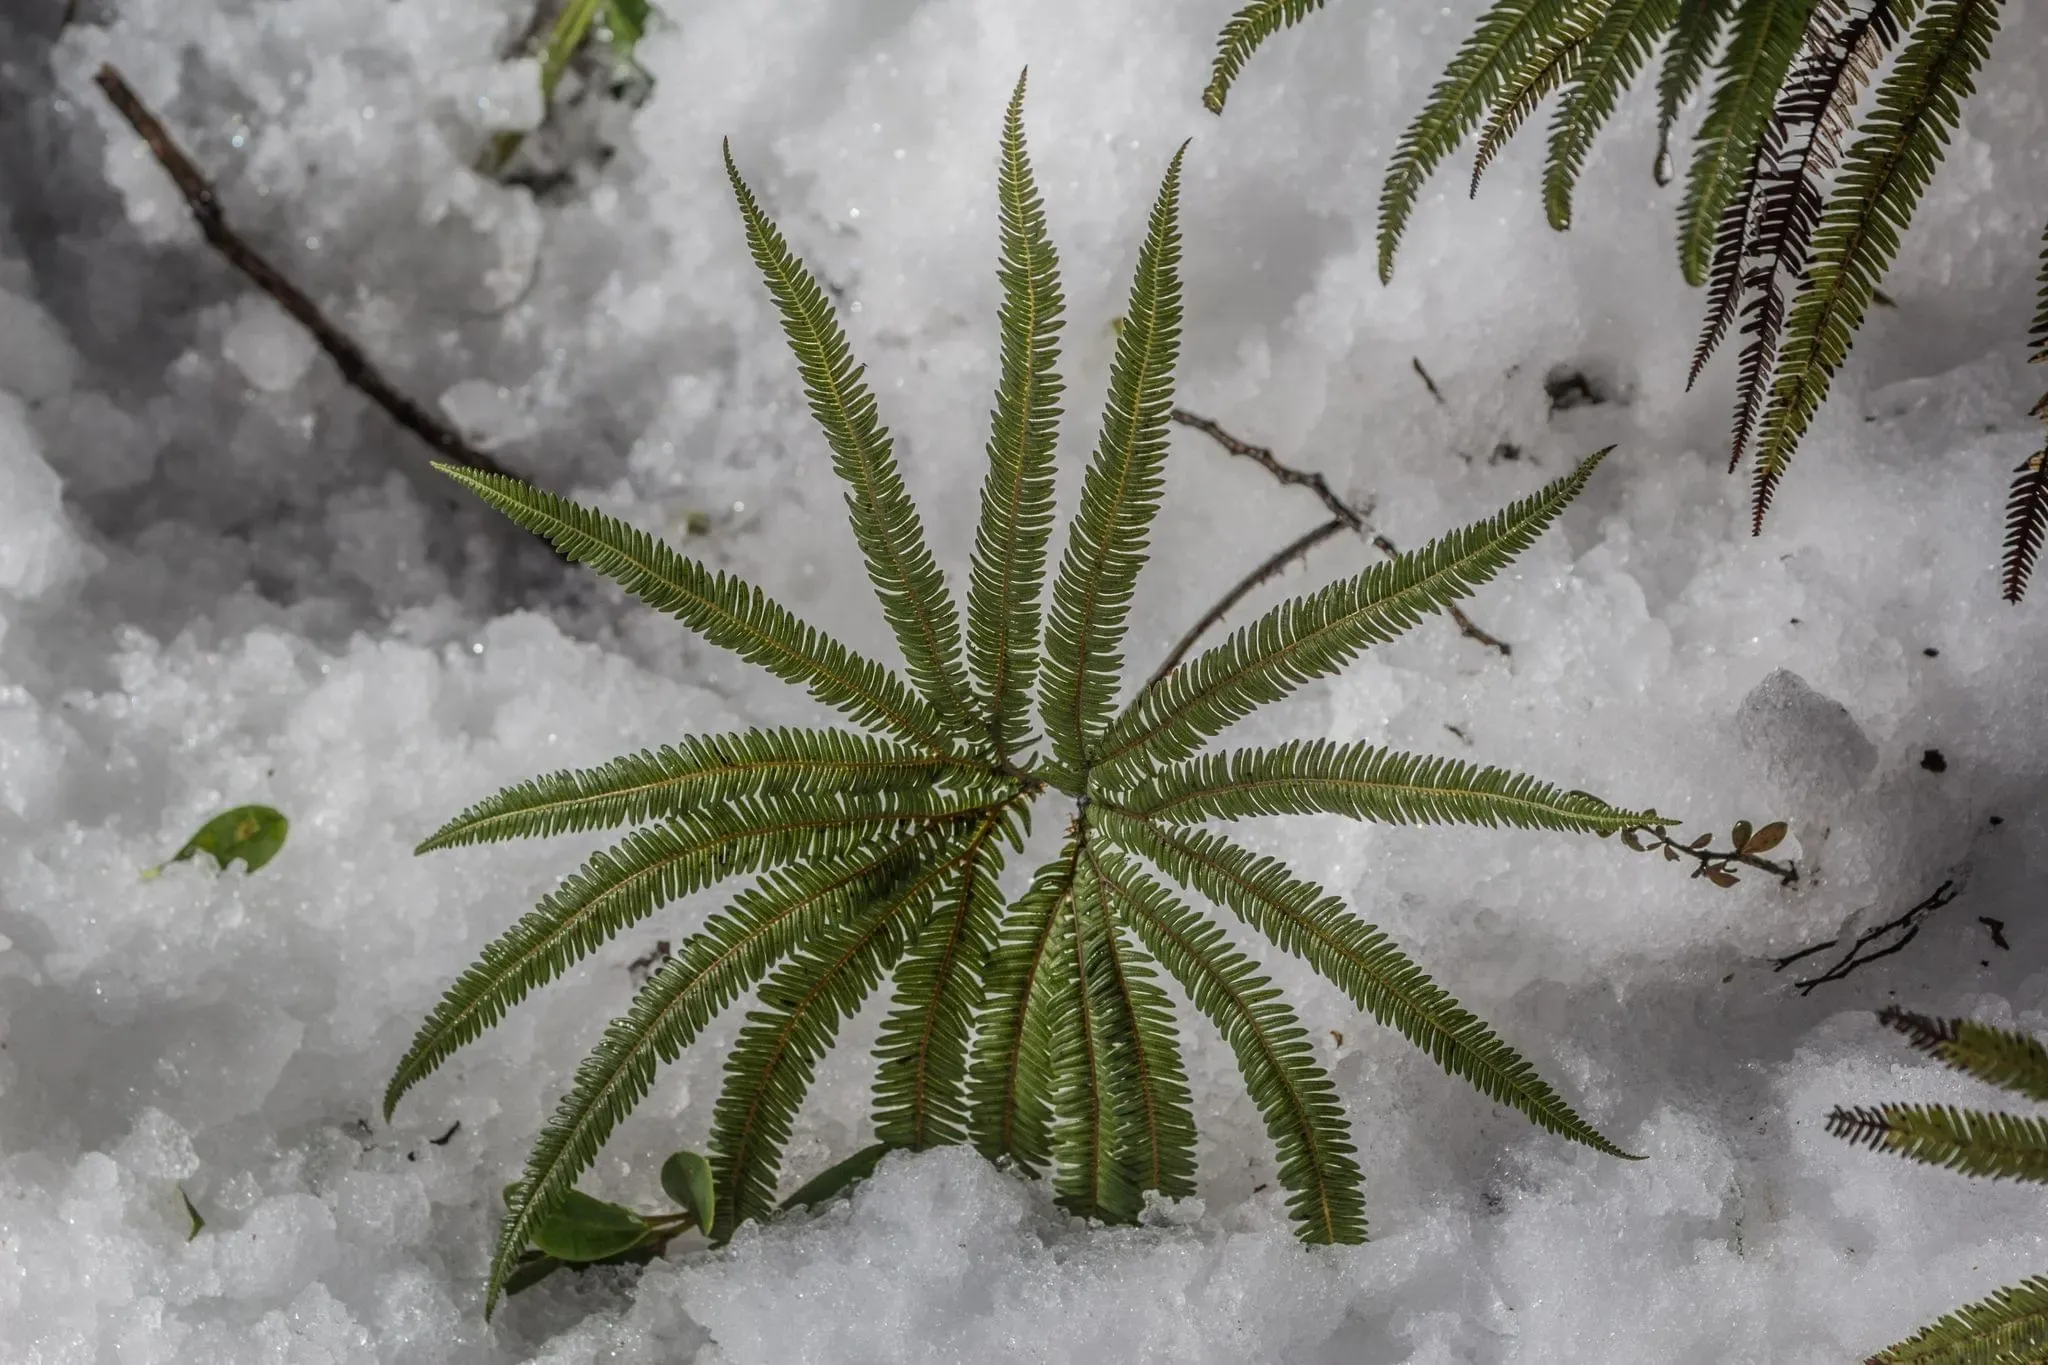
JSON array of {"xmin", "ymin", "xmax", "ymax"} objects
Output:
[
  {"xmin": 1772, "ymin": 878, "xmax": 1963, "ymax": 994},
  {"xmin": 93, "ymin": 64, "xmax": 515, "ymax": 481},
  {"xmin": 1166, "ymin": 407, "xmax": 1512, "ymax": 658},
  {"xmin": 1145, "ymin": 517, "xmax": 1347, "ymax": 687},
  {"xmin": 61, "ymin": 0, "xmax": 82, "ymax": 29},
  {"xmin": 1411, "ymin": 357, "xmax": 1446, "ymax": 406}
]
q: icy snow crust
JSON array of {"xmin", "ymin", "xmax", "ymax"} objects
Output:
[{"xmin": 3, "ymin": 0, "xmax": 2047, "ymax": 1360}]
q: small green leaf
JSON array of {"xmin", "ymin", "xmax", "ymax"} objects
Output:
[
  {"xmin": 1729, "ymin": 820, "xmax": 1753, "ymax": 851},
  {"xmin": 179, "ymin": 1186, "xmax": 205, "ymax": 1241},
  {"xmin": 660, "ymin": 1150, "xmax": 716, "ymax": 1229},
  {"xmin": 525, "ymin": 1188, "xmax": 653, "ymax": 1263},
  {"xmin": 1704, "ymin": 866, "xmax": 1739, "ymax": 888},
  {"xmin": 778, "ymin": 1142, "xmax": 893, "ymax": 1213},
  {"xmin": 502, "ymin": 1250, "xmax": 564, "ymax": 1296},
  {"xmin": 603, "ymin": 0, "xmax": 650, "ymax": 56},
  {"xmin": 1742, "ymin": 820, "xmax": 1788, "ymax": 856},
  {"xmin": 152, "ymin": 805, "xmax": 289, "ymax": 877}
]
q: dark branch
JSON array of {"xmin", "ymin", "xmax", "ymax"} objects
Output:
[
  {"xmin": 92, "ymin": 64, "xmax": 515, "ymax": 482},
  {"xmin": 1167, "ymin": 407, "xmax": 1512, "ymax": 657},
  {"xmin": 1772, "ymin": 879, "xmax": 1962, "ymax": 995},
  {"xmin": 1144, "ymin": 517, "xmax": 1348, "ymax": 688},
  {"xmin": 1411, "ymin": 357, "xmax": 1447, "ymax": 406}
]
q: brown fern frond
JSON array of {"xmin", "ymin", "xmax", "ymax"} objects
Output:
[{"xmin": 1727, "ymin": 1, "xmax": 1904, "ymax": 472}]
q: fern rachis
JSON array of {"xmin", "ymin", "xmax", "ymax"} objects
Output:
[{"xmin": 397, "ymin": 70, "xmax": 1667, "ymax": 1315}]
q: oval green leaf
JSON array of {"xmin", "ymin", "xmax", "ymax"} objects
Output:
[
  {"xmin": 778, "ymin": 1142, "xmax": 893, "ymax": 1213},
  {"xmin": 158, "ymin": 805, "xmax": 290, "ymax": 875},
  {"xmin": 525, "ymin": 1188, "xmax": 652, "ymax": 1262},
  {"xmin": 660, "ymin": 1150, "xmax": 716, "ymax": 1229}
]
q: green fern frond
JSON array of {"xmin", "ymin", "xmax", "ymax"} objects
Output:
[
  {"xmin": 1100, "ymin": 810, "xmax": 1632, "ymax": 1159},
  {"xmin": 435, "ymin": 465, "xmax": 959, "ymax": 756},
  {"xmin": 1082, "ymin": 839, "xmax": 1199, "ymax": 1202},
  {"xmin": 710, "ymin": 821, "xmax": 998, "ymax": 1237},
  {"xmin": 1828, "ymin": 1102, "xmax": 2048, "ymax": 1183},
  {"xmin": 387, "ymin": 790, "xmax": 992, "ymax": 1121},
  {"xmin": 1098, "ymin": 450, "xmax": 1607, "ymax": 779},
  {"xmin": 1654, "ymin": 0, "xmax": 1737, "ymax": 184},
  {"xmin": 1880, "ymin": 1007, "xmax": 2048, "ymax": 1103},
  {"xmin": 1203, "ymin": 0, "xmax": 1330, "ymax": 114},
  {"xmin": 1751, "ymin": 0, "xmax": 2005, "ymax": 526},
  {"xmin": 872, "ymin": 817, "xmax": 1010, "ymax": 1149},
  {"xmin": 1545, "ymin": 0, "xmax": 1680, "ymax": 227},
  {"xmin": 967, "ymin": 72, "xmax": 1067, "ymax": 761},
  {"xmin": 1997, "ymin": 224, "xmax": 2047, "ymax": 602},
  {"xmin": 1050, "ymin": 863, "xmax": 1131, "ymax": 1220},
  {"xmin": 484, "ymin": 833, "xmax": 938, "ymax": 1312},
  {"xmin": 418, "ymin": 728, "xmax": 990, "ymax": 852},
  {"xmin": 1470, "ymin": 0, "xmax": 1609, "ymax": 197},
  {"xmin": 1116, "ymin": 739, "xmax": 1659, "ymax": 833},
  {"xmin": 1865, "ymin": 1273, "xmax": 2048, "ymax": 1365},
  {"xmin": 1674, "ymin": 0, "xmax": 1819, "ymax": 287},
  {"xmin": 1095, "ymin": 838, "xmax": 1366, "ymax": 1242},
  {"xmin": 1038, "ymin": 144, "xmax": 1187, "ymax": 777},
  {"xmin": 1380, "ymin": 0, "xmax": 1576, "ymax": 282},
  {"xmin": 724, "ymin": 143, "xmax": 979, "ymax": 739},
  {"xmin": 966, "ymin": 841, "xmax": 1080, "ymax": 1173}
]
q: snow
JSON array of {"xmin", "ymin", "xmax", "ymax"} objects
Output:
[{"xmin": 2, "ymin": 0, "xmax": 2047, "ymax": 1361}]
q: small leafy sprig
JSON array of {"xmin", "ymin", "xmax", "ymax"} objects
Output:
[
  {"xmin": 1830, "ymin": 1008, "xmax": 2048, "ymax": 1362},
  {"xmin": 502, "ymin": 1149, "xmax": 715, "ymax": 1296},
  {"xmin": 1613, "ymin": 816, "xmax": 1794, "ymax": 887},
  {"xmin": 392, "ymin": 73, "xmax": 1669, "ymax": 1315}
]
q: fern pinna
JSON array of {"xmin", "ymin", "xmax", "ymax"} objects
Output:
[
  {"xmin": 1831, "ymin": 1008, "xmax": 2048, "ymax": 1362},
  {"xmin": 1203, "ymin": 1, "xmax": 2039, "ymax": 598},
  {"xmin": 389, "ymin": 73, "xmax": 1664, "ymax": 1315}
]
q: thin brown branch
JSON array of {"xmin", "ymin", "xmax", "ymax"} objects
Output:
[
  {"xmin": 1144, "ymin": 517, "xmax": 1347, "ymax": 688},
  {"xmin": 1411, "ymin": 357, "xmax": 1447, "ymax": 406},
  {"xmin": 1771, "ymin": 878, "xmax": 1962, "ymax": 995},
  {"xmin": 1168, "ymin": 407, "xmax": 1512, "ymax": 657},
  {"xmin": 61, "ymin": 0, "xmax": 82, "ymax": 28},
  {"xmin": 92, "ymin": 64, "xmax": 515, "ymax": 482}
]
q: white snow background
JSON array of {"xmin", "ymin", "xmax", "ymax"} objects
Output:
[{"xmin": 3, "ymin": 0, "xmax": 2047, "ymax": 1360}]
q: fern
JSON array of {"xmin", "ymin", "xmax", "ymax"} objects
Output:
[
  {"xmin": 1546, "ymin": 0, "xmax": 1682, "ymax": 228},
  {"xmin": 1038, "ymin": 142, "xmax": 1186, "ymax": 776},
  {"xmin": 2002, "ymin": 223, "xmax": 2048, "ymax": 603},
  {"xmin": 1118, "ymin": 739, "xmax": 1660, "ymax": 832},
  {"xmin": 1379, "ymin": 0, "xmax": 1581, "ymax": 282},
  {"xmin": 1095, "ymin": 449, "xmax": 1609, "ymax": 778},
  {"xmin": 725, "ymin": 142, "xmax": 979, "ymax": 741},
  {"xmin": 1833, "ymin": 1010, "xmax": 2048, "ymax": 1360},
  {"xmin": 1655, "ymin": 0, "xmax": 1739, "ymax": 183},
  {"xmin": 1676, "ymin": 0, "xmax": 1819, "ymax": 288},
  {"xmin": 967, "ymin": 71, "xmax": 1067, "ymax": 760},
  {"xmin": 1866, "ymin": 1275, "xmax": 2048, "ymax": 1364},
  {"xmin": 1203, "ymin": 0, "xmax": 1331, "ymax": 114},
  {"xmin": 401, "ymin": 81, "xmax": 1663, "ymax": 1315},
  {"xmin": 1469, "ymin": 0, "xmax": 1610, "ymax": 198},
  {"xmin": 1216, "ymin": 0, "xmax": 2033, "ymax": 594},
  {"xmin": 1751, "ymin": 0, "xmax": 2005, "ymax": 527}
]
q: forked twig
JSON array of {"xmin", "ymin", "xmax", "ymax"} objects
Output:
[
  {"xmin": 1163, "ymin": 408, "xmax": 1512, "ymax": 666},
  {"xmin": 1772, "ymin": 878, "xmax": 1963, "ymax": 995},
  {"xmin": 1146, "ymin": 517, "xmax": 1348, "ymax": 687},
  {"xmin": 92, "ymin": 64, "xmax": 514, "ymax": 481}
]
